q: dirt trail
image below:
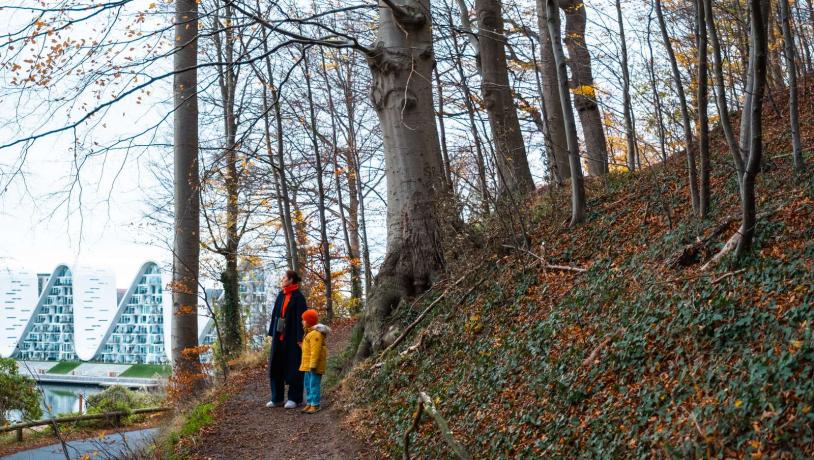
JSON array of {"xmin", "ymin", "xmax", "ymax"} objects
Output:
[{"xmin": 188, "ymin": 322, "xmax": 366, "ymax": 460}]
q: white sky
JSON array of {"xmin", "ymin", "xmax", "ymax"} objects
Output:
[
  {"xmin": 0, "ymin": 0, "xmax": 170, "ymax": 287},
  {"xmin": 0, "ymin": 127, "xmax": 169, "ymax": 287}
]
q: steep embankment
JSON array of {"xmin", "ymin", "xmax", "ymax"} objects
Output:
[{"xmin": 339, "ymin": 82, "xmax": 814, "ymax": 457}]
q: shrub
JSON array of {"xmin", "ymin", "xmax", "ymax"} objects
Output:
[
  {"xmin": 84, "ymin": 385, "xmax": 162, "ymax": 425},
  {"xmin": 0, "ymin": 357, "xmax": 42, "ymax": 424}
]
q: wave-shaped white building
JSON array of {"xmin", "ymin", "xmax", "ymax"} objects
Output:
[{"xmin": 0, "ymin": 262, "xmax": 271, "ymax": 364}]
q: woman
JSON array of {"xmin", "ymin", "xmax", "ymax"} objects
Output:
[{"xmin": 266, "ymin": 270, "xmax": 307, "ymax": 408}]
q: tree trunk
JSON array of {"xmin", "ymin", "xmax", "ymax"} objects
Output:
[
  {"xmin": 767, "ymin": 9, "xmax": 786, "ymax": 92},
  {"xmin": 261, "ymin": 86, "xmax": 293, "ymax": 270},
  {"xmin": 656, "ymin": 0, "xmax": 700, "ymax": 214},
  {"xmin": 434, "ymin": 66, "xmax": 454, "ymax": 190},
  {"xmin": 342, "ymin": 84, "xmax": 366, "ymax": 305},
  {"xmin": 474, "ymin": 0, "xmax": 535, "ymax": 197},
  {"xmin": 214, "ymin": 2, "xmax": 242, "ymax": 357},
  {"xmin": 696, "ymin": 0, "xmax": 711, "ymax": 218},
  {"xmin": 705, "ymin": 0, "xmax": 742, "ymax": 178},
  {"xmin": 448, "ymin": 11, "xmax": 492, "ymax": 215},
  {"xmin": 535, "ymin": 0, "xmax": 570, "ymax": 181},
  {"xmin": 321, "ymin": 49, "xmax": 363, "ymax": 312},
  {"xmin": 736, "ymin": 0, "xmax": 770, "ymax": 257},
  {"xmin": 172, "ymin": 0, "xmax": 202, "ymax": 380},
  {"xmin": 302, "ymin": 49, "xmax": 333, "ymax": 320},
  {"xmin": 272, "ymin": 83, "xmax": 300, "ymax": 273},
  {"xmin": 560, "ymin": 0, "xmax": 608, "ymax": 177},
  {"xmin": 779, "ymin": 0, "xmax": 805, "ymax": 173},
  {"xmin": 546, "ymin": 0, "xmax": 586, "ymax": 226},
  {"xmin": 646, "ymin": 11, "xmax": 668, "ymax": 164},
  {"xmin": 615, "ymin": 0, "xmax": 637, "ymax": 172},
  {"xmin": 259, "ymin": 22, "xmax": 300, "ymax": 272},
  {"xmin": 528, "ymin": 33, "xmax": 564, "ymax": 184},
  {"xmin": 355, "ymin": 0, "xmax": 446, "ymax": 359}
]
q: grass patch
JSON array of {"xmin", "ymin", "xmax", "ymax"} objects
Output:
[
  {"xmin": 119, "ymin": 364, "xmax": 172, "ymax": 378},
  {"xmin": 47, "ymin": 361, "xmax": 81, "ymax": 374},
  {"xmin": 163, "ymin": 401, "xmax": 216, "ymax": 460}
]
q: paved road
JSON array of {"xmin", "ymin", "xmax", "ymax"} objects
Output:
[{"xmin": 1, "ymin": 428, "xmax": 158, "ymax": 460}]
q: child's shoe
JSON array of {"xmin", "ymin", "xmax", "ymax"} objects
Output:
[
  {"xmin": 305, "ymin": 405, "xmax": 321, "ymax": 414},
  {"xmin": 300, "ymin": 405, "xmax": 312, "ymax": 413}
]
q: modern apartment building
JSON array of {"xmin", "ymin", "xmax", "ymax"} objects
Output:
[
  {"xmin": 0, "ymin": 262, "xmax": 272, "ymax": 364},
  {"xmin": 16, "ymin": 265, "xmax": 78, "ymax": 361},
  {"xmin": 96, "ymin": 262, "xmax": 167, "ymax": 364}
]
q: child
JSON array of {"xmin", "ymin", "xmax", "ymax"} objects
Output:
[{"xmin": 300, "ymin": 309, "xmax": 330, "ymax": 414}]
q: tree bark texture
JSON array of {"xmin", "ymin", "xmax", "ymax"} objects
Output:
[
  {"xmin": 172, "ymin": 0, "xmax": 202, "ymax": 378},
  {"xmin": 779, "ymin": 0, "xmax": 805, "ymax": 173},
  {"xmin": 546, "ymin": 0, "xmax": 586, "ymax": 226},
  {"xmin": 560, "ymin": 0, "xmax": 609, "ymax": 177},
  {"xmin": 355, "ymin": 0, "xmax": 447, "ymax": 359},
  {"xmin": 535, "ymin": 0, "xmax": 571, "ymax": 181},
  {"xmin": 656, "ymin": 0, "xmax": 700, "ymax": 214},
  {"xmin": 615, "ymin": 0, "xmax": 637, "ymax": 172},
  {"xmin": 705, "ymin": 0, "xmax": 741, "ymax": 177},
  {"xmin": 475, "ymin": 0, "xmax": 536, "ymax": 197},
  {"xmin": 736, "ymin": 0, "xmax": 769, "ymax": 257},
  {"xmin": 696, "ymin": 0, "xmax": 711, "ymax": 218},
  {"xmin": 214, "ymin": 2, "xmax": 243, "ymax": 357}
]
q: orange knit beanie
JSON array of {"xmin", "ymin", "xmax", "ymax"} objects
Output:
[{"xmin": 302, "ymin": 309, "xmax": 319, "ymax": 327}]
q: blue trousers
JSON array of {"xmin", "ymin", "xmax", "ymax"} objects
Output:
[{"xmin": 304, "ymin": 371, "xmax": 322, "ymax": 406}]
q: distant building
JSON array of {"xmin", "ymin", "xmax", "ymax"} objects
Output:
[
  {"xmin": 16, "ymin": 265, "xmax": 78, "ymax": 361},
  {"xmin": 96, "ymin": 262, "xmax": 167, "ymax": 364},
  {"xmin": 0, "ymin": 262, "xmax": 273, "ymax": 364}
]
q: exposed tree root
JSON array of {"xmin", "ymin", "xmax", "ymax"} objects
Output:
[{"xmin": 700, "ymin": 205, "xmax": 784, "ymax": 271}]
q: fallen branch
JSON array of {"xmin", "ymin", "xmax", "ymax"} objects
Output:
[
  {"xmin": 502, "ymin": 244, "xmax": 588, "ymax": 273},
  {"xmin": 711, "ymin": 268, "xmax": 746, "ymax": 284},
  {"xmin": 402, "ymin": 392, "xmax": 472, "ymax": 460},
  {"xmin": 581, "ymin": 335, "xmax": 613, "ymax": 369}
]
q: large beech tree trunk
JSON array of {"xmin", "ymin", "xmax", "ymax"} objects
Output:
[
  {"xmin": 474, "ymin": 0, "xmax": 535, "ymax": 197},
  {"xmin": 535, "ymin": 0, "xmax": 570, "ymax": 181},
  {"xmin": 559, "ymin": 0, "xmax": 608, "ymax": 176},
  {"xmin": 546, "ymin": 0, "xmax": 586, "ymax": 226},
  {"xmin": 172, "ymin": 0, "xmax": 202, "ymax": 379},
  {"xmin": 355, "ymin": 0, "xmax": 446, "ymax": 360}
]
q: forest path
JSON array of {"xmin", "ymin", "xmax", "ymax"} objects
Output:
[{"xmin": 188, "ymin": 322, "xmax": 365, "ymax": 460}]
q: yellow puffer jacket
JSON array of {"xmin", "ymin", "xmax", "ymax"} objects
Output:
[{"xmin": 299, "ymin": 324, "xmax": 330, "ymax": 374}]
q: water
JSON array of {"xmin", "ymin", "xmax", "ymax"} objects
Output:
[{"xmin": 6, "ymin": 383, "xmax": 102, "ymax": 423}]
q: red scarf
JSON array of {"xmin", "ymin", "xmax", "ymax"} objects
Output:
[{"xmin": 279, "ymin": 283, "xmax": 299, "ymax": 342}]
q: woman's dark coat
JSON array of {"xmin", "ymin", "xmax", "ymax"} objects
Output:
[{"xmin": 267, "ymin": 288, "xmax": 307, "ymax": 381}]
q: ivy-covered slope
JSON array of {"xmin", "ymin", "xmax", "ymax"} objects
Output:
[{"xmin": 339, "ymin": 85, "xmax": 814, "ymax": 458}]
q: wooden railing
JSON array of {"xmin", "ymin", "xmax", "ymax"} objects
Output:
[{"xmin": 1, "ymin": 407, "xmax": 171, "ymax": 442}]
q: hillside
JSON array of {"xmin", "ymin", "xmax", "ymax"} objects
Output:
[{"xmin": 337, "ymin": 82, "xmax": 814, "ymax": 457}]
